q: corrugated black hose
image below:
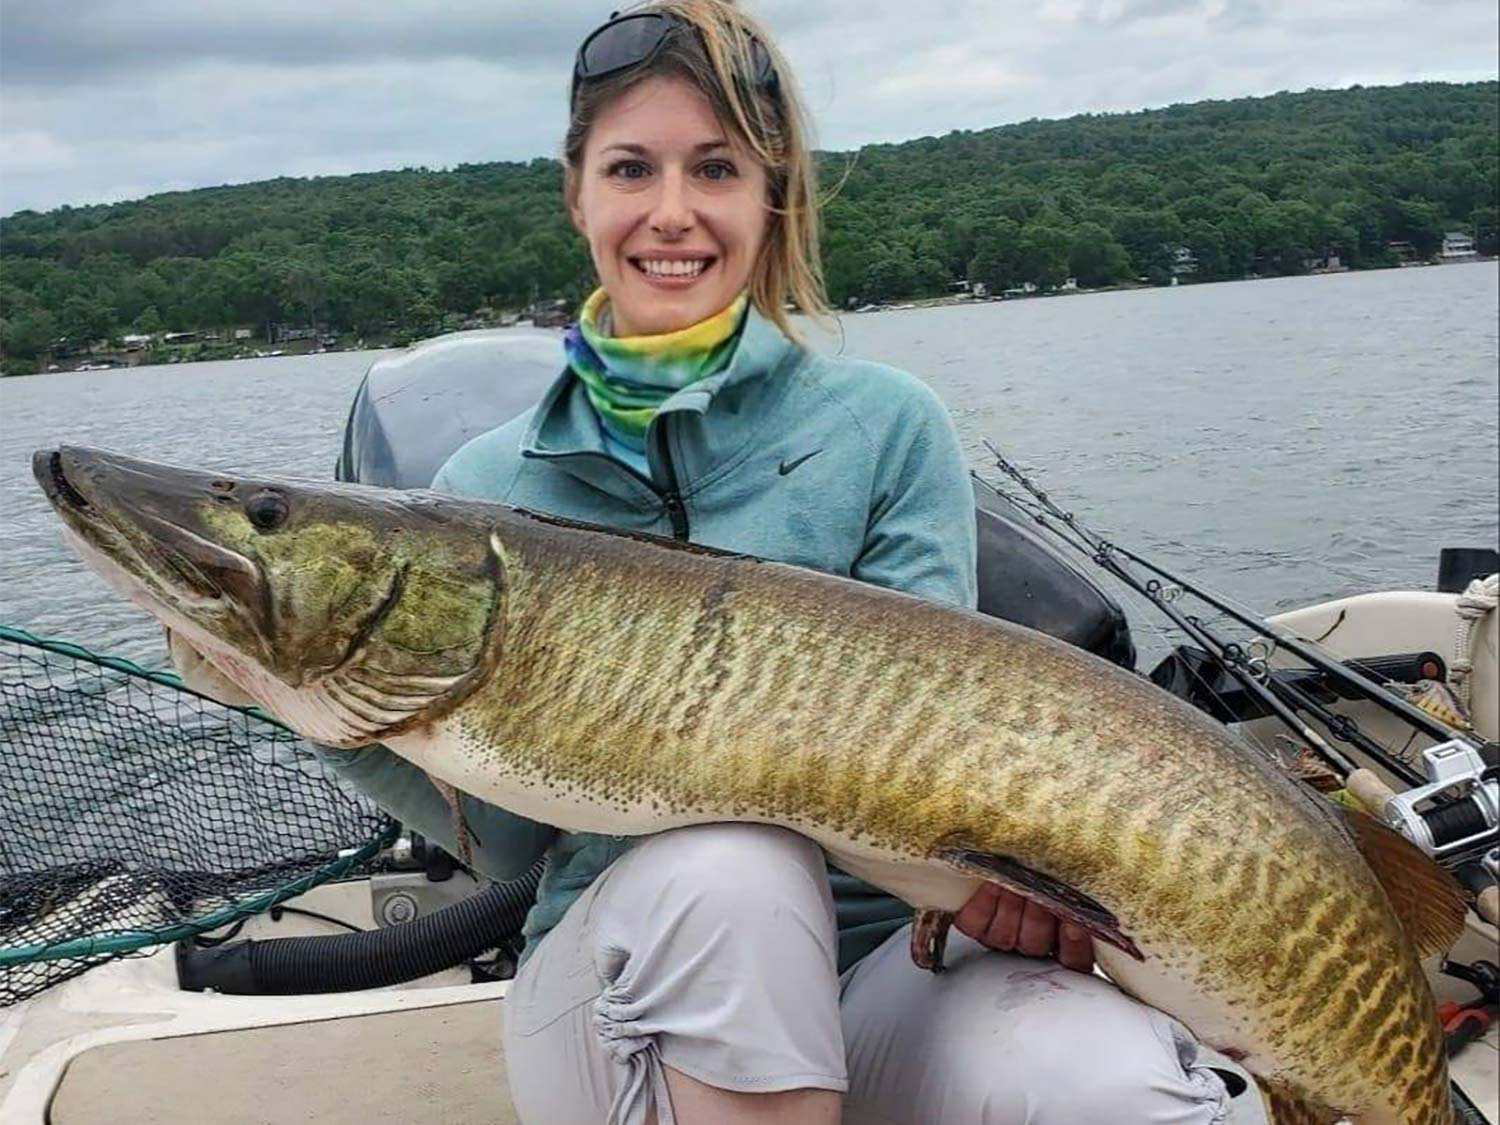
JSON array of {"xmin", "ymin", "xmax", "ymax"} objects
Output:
[{"xmin": 175, "ymin": 863, "xmax": 542, "ymax": 995}]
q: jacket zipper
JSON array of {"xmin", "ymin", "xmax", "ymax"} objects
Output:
[{"xmin": 652, "ymin": 418, "xmax": 690, "ymax": 541}]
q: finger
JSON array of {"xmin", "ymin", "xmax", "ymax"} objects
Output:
[
  {"xmin": 1057, "ymin": 923, "xmax": 1096, "ymax": 973},
  {"xmin": 982, "ymin": 888, "xmax": 1027, "ymax": 952},
  {"xmin": 1016, "ymin": 899, "xmax": 1058, "ymax": 958},
  {"xmin": 953, "ymin": 882, "xmax": 1000, "ymax": 940}
]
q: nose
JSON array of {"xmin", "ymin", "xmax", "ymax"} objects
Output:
[{"xmin": 649, "ymin": 166, "xmax": 695, "ymax": 238}]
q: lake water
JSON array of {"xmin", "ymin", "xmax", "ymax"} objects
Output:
[{"xmin": 2, "ymin": 262, "xmax": 1496, "ymax": 670}]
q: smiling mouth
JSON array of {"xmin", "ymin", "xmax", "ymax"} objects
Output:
[{"xmin": 632, "ymin": 257, "xmax": 715, "ymax": 281}]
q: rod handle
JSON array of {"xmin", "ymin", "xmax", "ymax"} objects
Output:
[
  {"xmin": 1345, "ymin": 767, "xmax": 1399, "ymax": 815},
  {"xmin": 1478, "ymin": 885, "xmax": 1499, "ymax": 927}
]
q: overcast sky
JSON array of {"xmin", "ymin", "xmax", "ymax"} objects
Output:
[{"xmin": 2, "ymin": 0, "xmax": 1497, "ymax": 218}]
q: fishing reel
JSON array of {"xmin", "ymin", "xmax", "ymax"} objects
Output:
[{"xmin": 1382, "ymin": 740, "xmax": 1499, "ymax": 865}]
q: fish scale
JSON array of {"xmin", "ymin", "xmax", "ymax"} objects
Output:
[{"xmin": 34, "ymin": 446, "xmax": 1462, "ymax": 1125}]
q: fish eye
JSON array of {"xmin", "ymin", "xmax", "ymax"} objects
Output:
[{"xmin": 245, "ymin": 491, "xmax": 289, "ymax": 532}]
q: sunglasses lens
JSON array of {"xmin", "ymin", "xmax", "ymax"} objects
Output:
[
  {"xmin": 573, "ymin": 12, "xmax": 777, "ymax": 102},
  {"xmin": 578, "ymin": 14, "xmax": 670, "ymax": 79},
  {"xmin": 750, "ymin": 42, "xmax": 777, "ymax": 91}
]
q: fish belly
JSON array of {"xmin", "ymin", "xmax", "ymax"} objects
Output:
[{"xmin": 390, "ymin": 722, "xmax": 980, "ymax": 914}]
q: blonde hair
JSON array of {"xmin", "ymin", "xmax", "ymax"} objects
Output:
[{"xmin": 563, "ymin": 0, "xmax": 828, "ymax": 339}]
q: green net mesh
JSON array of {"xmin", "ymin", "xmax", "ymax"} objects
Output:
[{"xmin": 0, "ymin": 625, "xmax": 396, "ymax": 1007}]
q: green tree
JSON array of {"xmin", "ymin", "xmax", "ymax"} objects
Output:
[
  {"xmin": 967, "ymin": 219, "xmax": 1021, "ymax": 292},
  {"xmin": 1067, "ymin": 223, "xmax": 1131, "ymax": 287},
  {"xmin": 1112, "ymin": 210, "xmax": 1184, "ymax": 281},
  {"xmin": 132, "ymin": 305, "xmax": 164, "ymax": 334},
  {"xmin": 58, "ymin": 295, "xmax": 114, "ymax": 352},
  {"xmin": 1384, "ymin": 199, "xmax": 1445, "ymax": 258},
  {"xmin": 1, "ymin": 81, "xmax": 1494, "ymax": 340},
  {"xmin": 1016, "ymin": 225, "xmax": 1071, "ymax": 289},
  {"xmin": 1254, "ymin": 200, "xmax": 1322, "ymax": 274},
  {"xmin": 1, "ymin": 306, "xmax": 57, "ymax": 359},
  {"xmin": 1474, "ymin": 206, "xmax": 1499, "ymax": 257},
  {"xmin": 863, "ymin": 253, "xmax": 917, "ymax": 301}
]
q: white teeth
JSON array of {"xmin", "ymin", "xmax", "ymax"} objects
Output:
[{"xmin": 638, "ymin": 259, "xmax": 709, "ymax": 278}]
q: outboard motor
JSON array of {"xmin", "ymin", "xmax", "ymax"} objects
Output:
[{"xmin": 337, "ymin": 329, "xmax": 562, "ymax": 488}]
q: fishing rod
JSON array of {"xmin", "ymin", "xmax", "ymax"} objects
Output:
[
  {"xmin": 979, "ymin": 440, "xmax": 1478, "ymax": 743},
  {"xmin": 976, "ymin": 442, "xmax": 1471, "ymax": 786},
  {"xmin": 971, "ymin": 462, "xmax": 1362, "ymax": 778},
  {"xmin": 973, "ymin": 472, "xmax": 1421, "ymax": 790},
  {"xmin": 1103, "ymin": 538, "xmax": 1470, "ymax": 749},
  {"xmin": 964, "ymin": 472, "xmax": 1358, "ymax": 766}
]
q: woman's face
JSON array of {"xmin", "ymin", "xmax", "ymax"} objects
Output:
[{"xmin": 569, "ymin": 75, "xmax": 770, "ymax": 336}]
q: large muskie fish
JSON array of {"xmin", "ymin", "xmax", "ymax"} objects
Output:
[{"xmin": 34, "ymin": 446, "xmax": 1465, "ymax": 1125}]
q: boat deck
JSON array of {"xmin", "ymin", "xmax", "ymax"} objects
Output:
[
  {"xmin": 4, "ymin": 878, "xmax": 1496, "ymax": 1124},
  {"xmin": 49, "ymin": 999, "xmax": 518, "ymax": 1125},
  {"xmin": 1, "ymin": 882, "xmax": 519, "ymax": 1123}
]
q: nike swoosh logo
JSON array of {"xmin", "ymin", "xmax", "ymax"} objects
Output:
[{"xmin": 778, "ymin": 449, "xmax": 822, "ymax": 476}]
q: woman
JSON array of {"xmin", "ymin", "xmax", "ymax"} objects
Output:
[{"xmin": 324, "ymin": 3, "xmax": 1255, "ymax": 1122}]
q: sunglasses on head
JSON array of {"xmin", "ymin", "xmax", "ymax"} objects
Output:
[{"xmin": 571, "ymin": 10, "xmax": 779, "ymax": 111}]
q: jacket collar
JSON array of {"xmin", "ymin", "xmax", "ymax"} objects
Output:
[{"xmin": 519, "ymin": 304, "xmax": 801, "ymax": 502}]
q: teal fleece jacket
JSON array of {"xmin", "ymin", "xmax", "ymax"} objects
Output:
[{"xmin": 319, "ymin": 307, "xmax": 978, "ymax": 972}]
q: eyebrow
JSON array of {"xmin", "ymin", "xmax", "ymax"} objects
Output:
[{"xmin": 600, "ymin": 140, "xmax": 731, "ymax": 156}]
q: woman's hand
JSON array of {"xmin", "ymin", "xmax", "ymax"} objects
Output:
[{"xmin": 953, "ymin": 883, "xmax": 1096, "ymax": 973}]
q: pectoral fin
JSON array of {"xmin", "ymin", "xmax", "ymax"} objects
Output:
[
  {"xmin": 911, "ymin": 908, "xmax": 955, "ymax": 973},
  {"xmin": 432, "ymin": 777, "xmax": 481, "ymax": 867},
  {"xmin": 934, "ymin": 845, "xmax": 1143, "ymax": 961}
]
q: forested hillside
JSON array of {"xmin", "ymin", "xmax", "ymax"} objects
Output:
[{"xmin": 1, "ymin": 80, "xmax": 1495, "ymax": 371}]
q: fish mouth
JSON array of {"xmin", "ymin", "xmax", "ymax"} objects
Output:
[{"xmin": 36, "ymin": 449, "xmax": 92, "ymax": 512}]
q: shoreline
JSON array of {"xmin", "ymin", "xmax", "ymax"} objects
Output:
[
  {"xmin": 5, "ymin": 257, "xmax": 1494, "ymax": 380},
  {"xmin": 873, "ymin": 255, "xmax": 1496, "ymax": 314}
]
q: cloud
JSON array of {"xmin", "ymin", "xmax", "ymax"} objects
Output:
[
  {"xmin": 0, "ymin": 3, "xmax": 582, "ymax": 84},
  {"xmin": 2, "ymin": 0, "xmax": 1496, "ymax": 216},
  {"xmin": 4, "ymin": 130, "xmax": 75, "ymax": 175},
  {"xmin": 1099, "ymin": 0, "xmax": 1211, "ymax": 26},
  {"xmin": 869, "ymin": 46, "xmax": 1026, "ymax": 102}
]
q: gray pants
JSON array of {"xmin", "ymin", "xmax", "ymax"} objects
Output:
[{"xmin": 502, "ymin": 825, "xmax": 1260, "ymax": 1125}]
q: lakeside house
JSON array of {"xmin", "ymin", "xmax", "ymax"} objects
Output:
[
  {"xmin": 1309, "ymin": 253, "xmax": 1348, "ymax": 274},
  {"xmin": 1441, "ymin": 232, "xmax": 1478, "ymax": 260},
  {"xmin": 1386, "ymin": 240, "xmax": 1418, "ymax": 264},
  {"xmin": 529, "ymin": 298, "xmax": 571, "ymax": 328}
]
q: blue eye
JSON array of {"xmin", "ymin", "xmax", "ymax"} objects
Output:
[
  {"xmin": 700, "ymin": 160, "xmax": 736, "ymax": 181},
  {"xmin": 607, "ymin": 159, "xmax": 650, "ymax": 180}
]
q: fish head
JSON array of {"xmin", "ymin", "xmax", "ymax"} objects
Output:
[{"xmin": 33, "ymin": 446, "xmax": 504, "ymax": 745}]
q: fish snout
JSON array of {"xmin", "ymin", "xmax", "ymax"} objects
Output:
[{"xmin": 33, "ymin": 448, "xmax": 95, "ymax": 513}]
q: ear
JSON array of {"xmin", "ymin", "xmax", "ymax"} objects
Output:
[{"xmin": 565, "ymin": 168, "xmax": 586, "ymax": 235}]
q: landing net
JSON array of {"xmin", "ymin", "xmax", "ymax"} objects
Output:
[{"xmin": 0, "ymin": 625, "xmax": 396, "ymax": 1006}]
